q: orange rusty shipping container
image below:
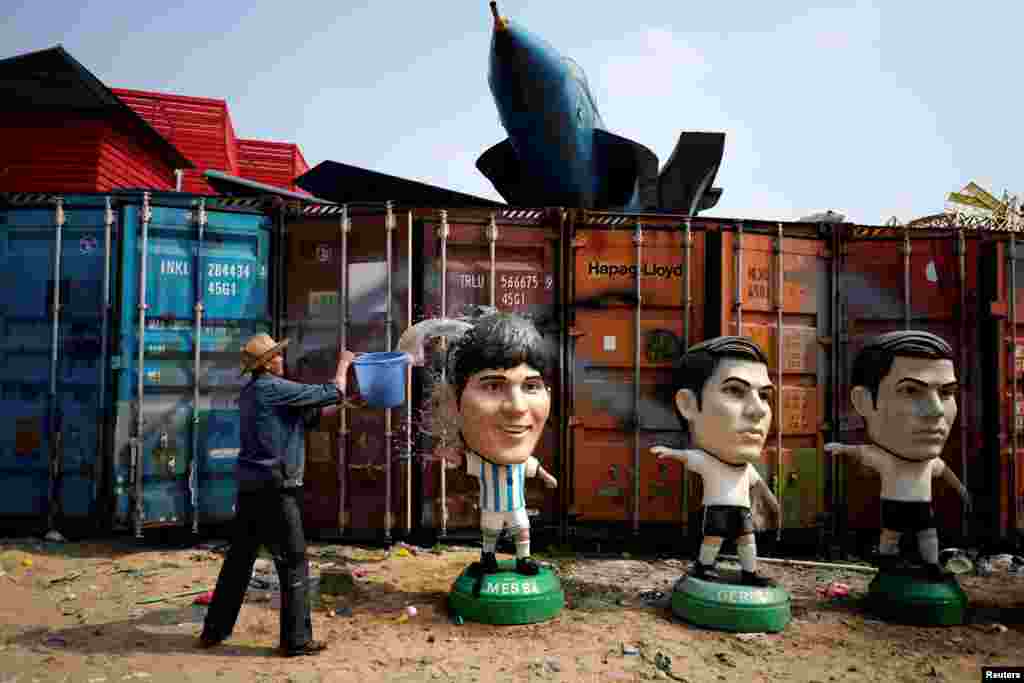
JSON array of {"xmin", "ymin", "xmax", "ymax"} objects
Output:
[{"xmin": 566, "ymin": 212, "xmax": 705, "ymax": 539}]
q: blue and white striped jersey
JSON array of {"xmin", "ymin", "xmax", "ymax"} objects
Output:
[{"xmin": 465, "ymin": 450, "xmax": 539, "ymax": 513}]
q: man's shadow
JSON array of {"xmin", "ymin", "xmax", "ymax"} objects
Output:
[{"xmin": 10, "ymin": 605, "xmax": 275, "ymax": 657}]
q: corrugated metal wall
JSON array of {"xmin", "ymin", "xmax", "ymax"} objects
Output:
[{"xmin": 237, "ymin": 140, "xmax": 310, "ymax": 194}]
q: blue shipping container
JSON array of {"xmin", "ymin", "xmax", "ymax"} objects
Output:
[{"xmin": 0, "ymin": 192, "xmax": 273, "ymax": 535}]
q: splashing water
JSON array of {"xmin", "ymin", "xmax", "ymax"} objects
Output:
[{"xmin": 396, "ymin": 318, "xmax": 473, "ymax": 366}]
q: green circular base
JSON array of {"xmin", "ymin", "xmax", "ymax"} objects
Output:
[
  {"xmin": 448, "ymin": 560, "xmax": 564, "ymax": 625},
  {"xmin": 671, "ymin": 572, "xmax": 791, "ymax": 633},
  {"xmin": 867, "ymin": 571, "xmax": 967, "ymax": 626}
]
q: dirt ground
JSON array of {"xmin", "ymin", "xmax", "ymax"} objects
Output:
[{"xmin": 1, "ymin": 536, "xmax": 1022, "ymax": 683}]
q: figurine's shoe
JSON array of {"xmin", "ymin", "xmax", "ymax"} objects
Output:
[
  {"xmin": 740, "ymin": 571, "xmax": 774, "ymax": 587},
  {"xmin": 690, "ymin": 562, "xmax": 718, "ymax": 581},
  {"xmin": 515, "ymin": 557, "xmax": 540, "ymax": 576}
]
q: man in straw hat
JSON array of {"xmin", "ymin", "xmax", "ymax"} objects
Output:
[{"xmin": 198, "ymin": 333, "xmax": 355, "ymax": 657}]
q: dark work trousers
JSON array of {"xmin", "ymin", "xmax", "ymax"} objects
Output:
[{"xmin": 202, "ymin": 487, "xmax": 312, "ymax": 650}]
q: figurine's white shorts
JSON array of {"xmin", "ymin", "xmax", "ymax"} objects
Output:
[{"xmin": 480, "ymin": 507, "xmax": 530, "ymax": 532}]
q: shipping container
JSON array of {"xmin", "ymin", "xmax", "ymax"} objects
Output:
[
  {"xmin": 281, "ymin": 205, "xmax": 563, "ymax": 541},
  {"xmin": 0, "ymin": 191, "xmax": 272, "ymax": 536}
]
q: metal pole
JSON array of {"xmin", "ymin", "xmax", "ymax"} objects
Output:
[
  {"xmin": 557, "ymin": 209, "xmax": 570, "ymax": 543},
  {"xmin": 488, "ymin": 213, "xmax": 498, "ymax": 308},
  {"xmin": 438, "ymin": 209, "xmax": 450, "ymax": 538},
  {"xmin": 47, "ymin": 197, "xmax": 65, "ymax": 532},
  {"xmin": 831, "ymin": 225, "xmax": 842, "ymax": 553},
  {"xmin": 734, "ymin": 223, "xmax": 744, "ymax": 335},
  {"xmin": 903, "ymin": 224, "xmax": 912, "ymax": 329},
  {"xmin": 385, "ymin": 201, "xmax": 395, "ymax": 540},
  {"xmin": 774, "ymin": 223, "xmax": 785, "ymax": 528},
  {"xmin": 632, "ymin": 220, "xmax": 643, "ymax": 535},
  {"xmin": 406, "ymin": 210, "xmax": 413, "ymax": 535},
  {"xmin": 274, "ymin": 205, "xmax": 286, "ymax": 340},
  {"xmin": 1009, "ymin": 228, "xmax": 1018, "ymax": 539},
  {"xmin": 338, "ymin": 205, "xmax": 351, "ymax": 535},
  {"xmin": 957, "ymin": 226, "xmax": 969, "ymax": 539},
  {"xmin": 97, "ymin": 197, "xmax": 114, "ymax": 515},
  {"xmin": 189, "ymin": 199, "xmax": 206, "ymax": 534},
  {"xmin": 681, "ymin": 218, "xmax": 692, "ymax": 529},
  {"xmin": 133, "ymin": 192, "xmax": 152, "ymax": 538}
]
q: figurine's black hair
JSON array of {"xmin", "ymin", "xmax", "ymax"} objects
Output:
[
  {"xmin": 851, "ymin": 330, "xmax": 954, "ymax": 408},
  {"xmin": 670, "ymin": 336, "xmax": 769, "ymax": 430},
  {"xmin": 449, "ymin": 311, "xmax": 553, "ymax": 405}
]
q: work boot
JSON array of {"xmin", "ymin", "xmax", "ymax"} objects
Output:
[
  {"xmin": 281, "ymin": 640, "xmax": 328, "ymax": 658},
  {"xmin": 515, "ymin": 557, "xmax": 540, "ymax": 576},
  {"xmin": 196, "ymin": 632, "xmax": 225, "ymax": 649}
]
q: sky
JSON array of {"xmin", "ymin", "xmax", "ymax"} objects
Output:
[{"xmin": 2, "ymin": 0, "xmax": 1021, "ymax": 225}]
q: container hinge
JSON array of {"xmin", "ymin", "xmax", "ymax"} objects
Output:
[
  {"xmin": 571, "ymin": 237, "xmax": 587, "ymax": 249},
  {"xmin": 838, "ymin": 332, "xmax": 850, "ymax": 343}
]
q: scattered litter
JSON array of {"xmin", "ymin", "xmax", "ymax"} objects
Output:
[
  {"xmin": 21, "ymin": 559, "xmax": 33, "ymax": 568},
  {"xmin": 715, "ymin": 652, "xmax": 737, "ymax": 668},
  {"xmin": 49, "ymin": 571, "xmax": 83, "ymax": 586},
  {"xmin": 452, "ymin": 615, "xmax": 464, "ymax": 625},
  {"xmin": 395, "ymin": 548, "xmax": 411, "ymax": 558},
  {"xmin": 193, "ymin": 591, "xmax": 214, "ymax": 605},
  {"xmin": 544, "ymin": 657, "xmax": 562, "ymax": 673},
  {"xmin": 136, "ymin": 589, "xmax": 212, "ymax": 606},
  {"xmin": 334, "ymin": 606, "xmax": 352, "ymax": 617},
  {"xmin": 991, "ymin": 624, "xmax": 1008, "ymax": 634},
  {"xmin": 622, "ymin": 644, "xmax": 640, "ymax": 656},
  {"xmin": 405, "ymin": 605, "xmax": 418, "ymax": 617},
  {"xmin": 816, "ymin": 581, "xmax": 850, "ymax": 599},
  {"xmin": 639, "ymin": 590, "xmax": 666, "ymax": 603},
  {"xmin": 654, "ymin": 652, "xmax": 672, "ymax": 673},
  {"xmin": 43, "ymin": 636, "xmax": 67, "ymax": 647},
  {"xmin": 44, "ymin": 530, "xmax": 66, "ymax": 543},
  {"xmin": 736, "ymin": 633, "xmax": 768, "ymax": 642}
]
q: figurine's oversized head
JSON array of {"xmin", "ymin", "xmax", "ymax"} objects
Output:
[
  {"xmin": 450, "ymin": 312, "xmax": 553, "ymax": 466},
  {"xmin": 850, "ymin": 330, "xmax": 957, "ymax": 461},
  {"xmin": 673, "ymin": 336, "xmax": 773, "ymax": 465}
]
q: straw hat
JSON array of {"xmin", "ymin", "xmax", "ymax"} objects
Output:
[{"xmin": 240, "ymin": 333, "xmax": 289, "ymax": 375}]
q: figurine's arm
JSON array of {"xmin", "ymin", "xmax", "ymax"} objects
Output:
[
  {"xmin": 526, "ymin": 456, "xmax": 557, "ymax": 488},
  {"xmin": 650, "ymin": 445, "xmax": 703, "ymax": 466},
  {"xmin": 823, "ymin": 442, "xmax": 872, "ymax": 465},
  {"xmin": 751, "ymin": 478, "xmax": 782, "ymax": 526},
  {"xmin": 939, "ymin": 464, "xmax": 972, "ymax": 511}
]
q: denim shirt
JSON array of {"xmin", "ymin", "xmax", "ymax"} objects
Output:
[{"xmin": 237, "ymin": 372, "xmax": 342, "ymax": 491}]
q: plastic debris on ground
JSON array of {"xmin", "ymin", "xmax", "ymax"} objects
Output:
[
  {"xmin": 622, "ymin": 644, "xmax": 640, "ymax": 656},
  {"xmin": 44, "ymin": 530, "xmax": 67, "ymax": 543},
  {"xmin": 816, "ymin": 581, "xmax": 850, "ymax": 599}
]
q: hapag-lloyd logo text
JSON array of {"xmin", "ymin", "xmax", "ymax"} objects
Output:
[{"xmin": 587, "ymin": 261, "xmax": 684, "ymax": 279}]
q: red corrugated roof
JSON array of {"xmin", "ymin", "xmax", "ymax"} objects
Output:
[
  {"xmin": 112, "ymin": 88, "xmax": 238, "ymax": 194},
  {"xmin": 236, "ymin": 139, "xmax": 311, "ymax": 194}
]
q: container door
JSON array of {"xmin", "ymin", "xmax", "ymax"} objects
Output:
[
  {"xmin": 421, "ymin": 214, "xmax": 561, "ymax": 537},
  {"xmin": 570, "ymin": 224, "xmax": 704, "ymax": 534},
  {"xmin": 113, "ymin": 198, "xmax": 271, "ymax": 531},
  {"xmin": 0, "ymin": 199, "xmax": 115, "ymax": 526},
  {"xmin": 838, "ymin": 225, "xmax": 979, "ymax": 544},
  {"xmin": 712, "ymin": 226, "xmax": 827, "ymax": 536}
]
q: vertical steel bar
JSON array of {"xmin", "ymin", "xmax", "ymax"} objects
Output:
[
  {"xmin": 734, "ymin": 223, "xmax": 744, "ymax": 335},
  {"xmin": 133, "ymin": 192, "xmax": 152, "ymax": 538},
  {"xmin": 385, "ymin": 201, "xmax": 395, "ymax": 540},
  {"xmin": 338, "ymin": 205, "xmax": 351, "ymax": 535},
  {"xmin": 957, "ymin": 226, "xmax": 969, "ymax": 538},
  {"xmin": 681, "ymin": 218, "xmax": 692, "ymax": 527},
  {"xmin": 633, "ymin": 220, "xmax": 643, "ymax": 535},
  {"xmin": 488, "ymin": 213, "xmax": 498, "ymax": 308},
  {"xmin": 903, "ymin": 224, "xmax": 912, "ymax": 329},
  {"xmin": 274, "ymin": 206, "xmax": 286, "ymax": 340},
  {"xmin": 406, "ymin": 210, "xmax": 413, "ymax": 535},
  {"xmin": 1010, "ymin": 228, "xmax": 1018, "ymax": 538},
  {"xmin": 97, "ymin": 198, "xmax": 114, "ymax": 512},
  {"xmin": 831, "ymin": 226, "xmax": 842, "ymax": 551},
  {"xmin": 557, "ymin": 209, "xmax": 570, "ymax": 542},
  {"xmin": 775, "ymin": 223, "xmax": 784, "ymax": 528},
  {"xmin": 438, "ymin": 209, "xmax": 450, "ymax": 538},
  {"xmin": 190, "ymin": 199, "xmax": 206, "ymax": 534},
  {"xmin": 47, "ymin": 197, "xmax": 65, "ymax": 532}
]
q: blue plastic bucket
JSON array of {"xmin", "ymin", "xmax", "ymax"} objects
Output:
[{"xmin": 352, "ymin": 352, "xmax": 409, "ymax": 408}]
